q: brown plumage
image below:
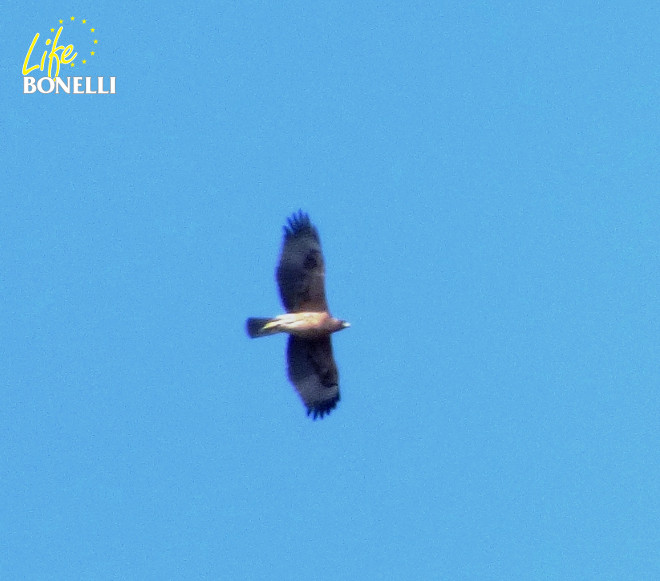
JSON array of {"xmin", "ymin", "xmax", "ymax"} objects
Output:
[{"xmin": 246, "ymin": 211, "xmax": 350, "ymax": 419}]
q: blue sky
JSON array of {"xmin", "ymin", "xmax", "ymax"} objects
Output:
[{"xmin": 2, "ymin": 2, "xmax": 659, "ymax": 579}]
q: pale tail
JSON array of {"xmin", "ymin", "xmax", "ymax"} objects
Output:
[{"xmin": 246, "ymin": 317, "xmax": 281, "ymax": 338}]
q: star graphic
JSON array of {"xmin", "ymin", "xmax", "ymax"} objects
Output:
[
  {"xmin": 70, "ymin": 16, "xmax": 75, "ymax": 21},
  {"xmin": 94, "ymin": 39, "xmax": 98, "ymax": 44}
]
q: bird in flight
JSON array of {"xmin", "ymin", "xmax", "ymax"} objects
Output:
[{"xmin": 246, "ymin": 211, "xmax": 350, "ymax": 419}]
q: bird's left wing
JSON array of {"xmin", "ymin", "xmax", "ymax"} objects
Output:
[{"xmin": 286, "ymin": 336, "xmax": 340, "ymax": 419}]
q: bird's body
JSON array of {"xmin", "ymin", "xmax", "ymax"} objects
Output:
[
  {"xmin": 247, "ymin": 312, "xmax": 348, "ymax": 340},
  {"xmin": 246, "ymin": 211, "xmax": 349, "ymax": 419}
]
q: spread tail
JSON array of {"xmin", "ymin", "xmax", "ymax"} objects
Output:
[{"xmin": 246, "ymin": 317, "xmax": 281, "ymax": 338}]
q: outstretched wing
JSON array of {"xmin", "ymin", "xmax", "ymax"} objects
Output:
[
  {"xmin": 287, "ymin": 336, "xmax": 340, "ymax": 419},
  {"xmin": 276, "ymin": 211, "xmax": 328, "ymax": 313}
]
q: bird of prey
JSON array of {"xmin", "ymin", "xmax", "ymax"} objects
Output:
[{"xmin": 246, "ymin": 211, "xmax": 350, "ymax": 419}]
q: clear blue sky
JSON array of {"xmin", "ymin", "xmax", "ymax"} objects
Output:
[{"xmin": 2, "ymin": 2, "xmax": 659, "ymax": 579}]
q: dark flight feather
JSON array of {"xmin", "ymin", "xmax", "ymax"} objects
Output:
[{"xmin": 276, "ymin": 211, "xmax": 328, "ymax": 313}]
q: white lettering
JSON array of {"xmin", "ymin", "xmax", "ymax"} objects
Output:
[
  {"xmin": 84, "ymin": 77, "xmax": 96, "ymax": 94},
  {"xmin": 55, "ymin": 77, "xmax": 70, "ymax": 94},
  {"xmin": 23, "ymin": 76, "xmax": 36, "ymax": 93},
  {"xmin": 37, "ymin": 76, "xmax": 54, "ymax": 93},
  {"xmin": 23, "ymin": 76, "xmax": 117, "ymax": 95}
]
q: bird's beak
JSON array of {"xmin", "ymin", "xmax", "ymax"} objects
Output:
[{"xmin": 342, "ymin": 321, "xmax": 351, "ymax": 328}]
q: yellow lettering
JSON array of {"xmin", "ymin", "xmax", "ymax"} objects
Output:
[
  {"xmin": 61, "ymin": 45, "xmax": 77, "ymax": 64},
  {"xmin": 46, "ymin": 27, "xmax": 73, "ymax": 77},
  {"xmin": 23, "ymin": 28, "xmax": 76, "ymax": 77},
  {"xmin": 22, "ymin": 33, "xmax": 41, "ymax": 75}
]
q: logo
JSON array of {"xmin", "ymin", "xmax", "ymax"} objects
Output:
[{"xmin": 22, "ymin": 16, "xmax": 116, "ymax": 94}]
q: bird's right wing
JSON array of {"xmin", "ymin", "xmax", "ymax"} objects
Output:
[{"xmin": 276, "ymin": 211, "xmax": 328, "ymax": 313}]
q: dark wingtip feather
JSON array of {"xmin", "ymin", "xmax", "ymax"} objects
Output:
[
  {"xmin": 283, "ymin": 210, "xmax": 317, "ymax": 239},
  {"xmin": 306, "ymin": 395, "xmax": 340, "ymax": 420}
]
